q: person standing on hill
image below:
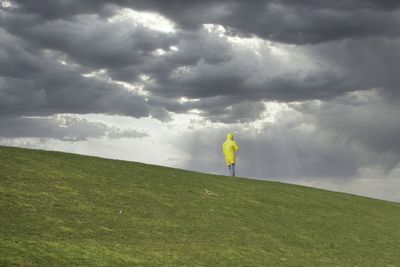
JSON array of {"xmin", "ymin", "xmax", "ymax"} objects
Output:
[{"xmin": 222, "ymin": 133, "xmax": 240, "ymax": 177}]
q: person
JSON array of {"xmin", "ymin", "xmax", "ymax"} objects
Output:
[{"xmin": 222, "ymin": 133, "xmax": 240, "ymax": 177}]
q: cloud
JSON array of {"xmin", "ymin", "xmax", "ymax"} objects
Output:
[
  {"xmin": 293, "ymin": 89, "xmax": 400, "ymax": 172},
  {"xmin": 307, "ymin": 37, "xmax": 400, "ymax": 99},
  {"xmin": 0, "ymin": 115, "xmax": 149, "ymax": 141},
  {"xmin": 217, "ymin": 1, "xmax": 400, "ymax": 44},
  {"xmin": 3, "ymin": 2, "xmax": 399, "ymax": 125},
  {"xmin": 0, "ymin": 26, "xmax": 153, "ymax": 118},
  {"xmin": 12, "ymin": 0, "xmax": 400, "ymax": 44},
  {"xmin": 107, "ymin": 128, "xmax": 149, "ymax": 139}
]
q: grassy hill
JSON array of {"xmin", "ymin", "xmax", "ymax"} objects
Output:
[{"xmin": 1, "ymin": 145, "xmax": 400, "ymax": 266}]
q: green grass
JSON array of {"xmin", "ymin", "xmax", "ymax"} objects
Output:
[{"xmin": 1, "ymin": 145, "xmax": 400, "ymax": 266}]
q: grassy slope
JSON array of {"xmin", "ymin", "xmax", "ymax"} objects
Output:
[{"xmin": 0, "ymin": 145, "xmax": 400, "ymax": 266}]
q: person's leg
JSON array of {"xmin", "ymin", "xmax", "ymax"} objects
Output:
[
  {"xmin": 232, "ymin": 163, "xmax": 236, "ymax": 177},
  {"xmin": 228, "ymin": 164, "xmax": 232, "ymax": 176}
]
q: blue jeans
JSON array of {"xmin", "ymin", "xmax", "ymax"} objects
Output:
[{"xmin": 228, "ymin": 164, "xmax": 236, "ymax": 177}]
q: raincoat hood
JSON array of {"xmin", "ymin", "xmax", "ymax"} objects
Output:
[{"xmin": 227, "ymin": 133, "xmax": 234, "ymax": 141}]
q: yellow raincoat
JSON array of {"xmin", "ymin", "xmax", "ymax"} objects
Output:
[{"xmin": 222, "ymin": 133, "xmax": 239, "ymax": 165}]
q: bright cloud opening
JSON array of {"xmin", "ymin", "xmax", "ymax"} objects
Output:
[{"xmin": 108, "ymin": 8, "xmax": 176, "ymax": 33}]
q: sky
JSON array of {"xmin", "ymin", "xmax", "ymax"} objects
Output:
[{"xmin": 1, "ymin": 0, "xmax": 400, "ymax": 202}]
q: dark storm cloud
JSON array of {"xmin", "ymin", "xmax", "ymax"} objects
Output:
[
  {"xmin": 0, "ymin": 10, "xmax": 171, "ymax": 120},
  {"xmin": 149, "ymin": 67, "xmax": 351, "ymax": 100},
  {"xmin": 105, "ymin": 29, "xmax": 234, "ymax": 82},
  {"xmin": 308, "ymin": 37, "xmax": 400, "ymax": 99},
  {"xmin": 10, "ymin": 0, "xmax": 400, "ymax": 44},
  {"xmin": 1, "ymin": 7, "xmax": 251, "ymax": 122},
  {"xmin": 0, "ymin": 7, "xmax": 248, "ymax": 123},
  {"xmin": 0, "ymin": 71, "xmax": 151, "ymax": 118},
  {"xmin": 0, "ymin": 116, "xmax": 149, "ymax": 141},
  {"xmin": 218, "ymin": 1, "xmax": 400, "ymax": 44},
  {"xmin": 198, "ymin": 100, "xmax": 266, "ymax": 124},
  {"xmin": 144, "ymin": 65, "xmax": 354, "ymax": 123},
  {"xmin": 0, "ymin": 10, "xmax": 177, "ymax": 73},
  {"xmin": 0, "ymin": 27, "xmax": 152, "ymax": 118},
  {"xmin": 1, "ymin": 0, "xmax": 400, "ymax": 124}
]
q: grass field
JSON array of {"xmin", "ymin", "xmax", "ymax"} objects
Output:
[{"xmin": 1, "ymin": 145, "xmax": 400, "ymax": 266}]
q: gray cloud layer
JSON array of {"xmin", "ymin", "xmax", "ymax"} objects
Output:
[
  {"xmin": 10, "ymin": 0, "xmax": 400, "ymax": 44},
  {"xmin": 2, "ymin": 1, "xmax": 400, "ymax": 123},
  {"xmin": 0, "ymin": 115, "xmax": 149, "ymax": 141},
  {"xmin": 294, "ymin": 91, "xmax": 400, "ymax": 173}
]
